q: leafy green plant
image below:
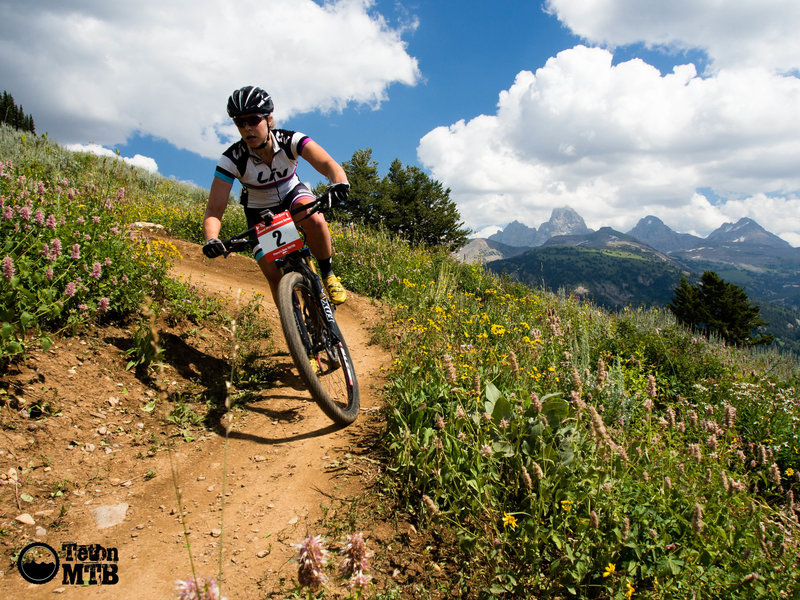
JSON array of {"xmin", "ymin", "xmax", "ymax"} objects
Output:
[{"xmin": 125, "ymin": 318, "xmax": 164, "ymax": 373}]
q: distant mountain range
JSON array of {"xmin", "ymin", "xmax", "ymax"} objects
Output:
[{"xmin": 454, "ymin": 208, "xmax": 800, "ymax": 353}]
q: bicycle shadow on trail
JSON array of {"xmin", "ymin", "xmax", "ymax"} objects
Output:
[{"xmin": 226, "ymin": 420, "xmax": 345, "ymax": 445}]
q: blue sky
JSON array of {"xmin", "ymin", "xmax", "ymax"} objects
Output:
[
  {"xmin": 115, "ymin": 1, "xmax": 584, "ymax": 188},
  {"xmin": 2, "ymin": 0, "xmax": 800, "ymax": 244}
]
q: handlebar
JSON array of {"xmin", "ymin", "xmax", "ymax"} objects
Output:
[{"xmin": 214, "ymin": 190, "xmax": 330, "ymax": 257}]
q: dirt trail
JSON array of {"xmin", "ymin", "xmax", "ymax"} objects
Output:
[{"xmin": 2, "ymin": 236, "xmax": 392, "ymax": 599}]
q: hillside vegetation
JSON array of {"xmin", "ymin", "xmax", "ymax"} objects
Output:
[
  {"xmin": 2, "ymin": 125, "xmax": 800, "ymax": 599},
  {"xmin": 488, "ymin": 243, "xmax": 800, "ymax": 355}
]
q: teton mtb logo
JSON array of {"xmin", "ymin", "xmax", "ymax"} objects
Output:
[
  {"xmin": 62, "ymin": 543, "xmax": 119, "ymax": 585},
  {"xmin": 17, "ymin": 542, "xmax": 59, "ymax": 584},
  {"xmin": 17, "ymin": 542, "xmax": 119, "ymax": 585}
]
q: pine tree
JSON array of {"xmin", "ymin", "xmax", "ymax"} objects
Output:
[
  {"xmin": 669, "ymin": 276, "xmax": 702, "ymax": 329},
  {"xmin": 330, "ymin": 148, "xmax": 386, "ymax": 224},
  {"xmin": 669, "ymin": 271, "xmax": 773, "ymax": 346},
  {"xmin": 326, "ymin": 149, "xmax": 470, "ymax": 251},
  {"xmin": 0, "ymin": 90, "xmax": 36, "ymax": 133}
]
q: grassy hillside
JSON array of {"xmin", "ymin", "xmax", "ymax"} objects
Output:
[
  {"xmin": 489, "ymin": 245, "xmax": 688, "ymax": 308},
  {"xmin": 489, "ymin": 244, "xmax": 800, "ymax": 356},
  {"xmin": 2, "ymin": 126, "xmax": 800, "ymax": 599}
]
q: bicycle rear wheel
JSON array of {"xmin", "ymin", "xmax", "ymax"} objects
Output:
[{"xmin": 276, "ymin": 271, "xmax": 360, "ymax": 425}]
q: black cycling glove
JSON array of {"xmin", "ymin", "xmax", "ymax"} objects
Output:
[
  {"xmin": 202, "ymin": 238, "xmax": 226, "ymax": 258},
  {"xmin": 325, "ymin": 182, "xmax": 350, "ymax": 209}
]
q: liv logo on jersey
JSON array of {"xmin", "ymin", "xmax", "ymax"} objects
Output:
[{"xmin": 257, "ymin": 166, "xmax": 289, "ymax": 184}]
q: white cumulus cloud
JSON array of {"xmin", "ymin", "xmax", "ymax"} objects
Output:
[
  {"xmin": 418, "ymin": 2, "xmax": 800, "ymax": 243},
  {"xmin": 65, "ymin": 143, "xmax": 159, "ymax": 173},
  {"xmin": 544, "ymin": 0, "xmax": 800, "ymax": 74},
  {"xmin": 0, "ymin": 0, "xmax": 419, "ymax": 159}
]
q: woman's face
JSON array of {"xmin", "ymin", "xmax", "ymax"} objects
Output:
[{"xmin": 234, "ymin": 113, "xmax": 270, "ymax": 148}]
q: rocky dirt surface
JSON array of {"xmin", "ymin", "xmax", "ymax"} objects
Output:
[{"xmin": 0, "ymin": 235, "xmax": 448, "ymax": 599}]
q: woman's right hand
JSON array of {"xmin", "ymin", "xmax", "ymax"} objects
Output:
[{"xmin": 202, "ymin": 238, "xmax": 227, "ymax": 258}]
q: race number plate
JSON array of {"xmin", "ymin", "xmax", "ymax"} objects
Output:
[{"xmin": 254, "ymin": 210, "xmax": 304, "ymax": 261}]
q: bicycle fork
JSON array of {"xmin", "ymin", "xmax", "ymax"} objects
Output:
[{"xmin": 282, "ymin": 252, "xmax": 344, "ymax": 365}]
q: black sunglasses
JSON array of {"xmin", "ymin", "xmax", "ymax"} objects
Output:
[{"xmin": 233, "ymin": 114, "xmax": 265, "ymax": 128}]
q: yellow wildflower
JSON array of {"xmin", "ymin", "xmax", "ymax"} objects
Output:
[
  {"xmin": 491, "ymin": 324, "xmax": 506, "ymax": 336},
  {"xmin": 502, "ymin": 512, "xmax": 518, "ymax": 529},
  {"xmin": 625, "ymin": 580, "xmax": 634, "ymax": 598},
  {"xmin": 787, "ymin": 468, "xmax": 795, "ymax": 477},
  {"xmin": 560, "ymin": 500, "xmax": 573, "ymax": 512},
  {"xmin": 603, "ymin": 563, "xmax": 616, "ymax": 578}
]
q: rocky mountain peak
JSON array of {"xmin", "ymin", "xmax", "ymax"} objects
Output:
[
  {"xmin": 627, "ymin": 215, "xmax": 702, "ymax": 253},
  {"xmin": 487, "ymin": 207, "xmax": 594, "ymax": 248},
  {"xmin": 488, "ymin": 220, "xmax": 537, "ymax": 247},
  {"xmin": 707, "ymin": 218, "xmax": 790, "ymax": 248},
  {"xmin": 535, "ymin": 206, "xmax": 591, "ymax": 246}
]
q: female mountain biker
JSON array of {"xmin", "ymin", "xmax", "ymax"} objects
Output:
[{"xmin": 202, "ymin": 85, "xmax": 350, "ymax": 305}]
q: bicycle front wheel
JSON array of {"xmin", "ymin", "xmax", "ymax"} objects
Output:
[{"xmin": 276, "ymin": 271, "xmax": 360, "ymax": 425}]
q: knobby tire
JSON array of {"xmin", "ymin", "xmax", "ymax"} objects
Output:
[{"xmin": 276, "ymin": 271, "xmax": 359, "ymax": 425}]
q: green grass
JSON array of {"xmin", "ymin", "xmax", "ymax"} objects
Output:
[{"xmin": 2, "ymin": 126, "xmax": 799, "ymax": 599}]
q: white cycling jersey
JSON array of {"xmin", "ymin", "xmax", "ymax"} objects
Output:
[{"xmin": 214, "ymin": 129, "xmax": 312, "ymax": 209}]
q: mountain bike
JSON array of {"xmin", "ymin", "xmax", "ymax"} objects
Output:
[{"xmin": 214, "ymin": 194, "xmax": 360, "ymax": 426}]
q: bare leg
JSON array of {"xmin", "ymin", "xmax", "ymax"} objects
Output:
[
  {"xmin": 256, "ymin": 254, "xmax": 281, "ymax": 304},
  {"xmin": 291, "ymin": 198, "xmax": 332, "ymax": 262}
]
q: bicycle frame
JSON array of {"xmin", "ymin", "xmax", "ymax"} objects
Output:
[
  {"xmin": 220, "ymin": 202, "xmax": 344, "ymax": 343},
  {"xmin": 278, "ymin": 247, "xmax": 344, "ymax": 345}
]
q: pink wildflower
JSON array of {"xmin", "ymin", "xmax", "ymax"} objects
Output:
[
  {"xmin": 724, "ymin": 404, "xmax": 737, "ymax": 429},
  {"xmin": 348, "ymin": 571, "xmax": 372, "ymax": 591},
  {"xmin": 91, "ymin": 262, "xmax": 102, "ymax": 279},
  {"xmin": 340, "ymin": 532, "xmax": 371, "ymax": 584},
  {"xmin": 521, "ymin": 466, "xmax": 533, "ymax": 489},
  {"xmin": 530, "ymin": 391, "xmax": 542, "ymax": 413},
  {"xmin": 422, "ymin": 494, "xmax": 440, "ymax": 515},
  {"xmin": 2, "ymin": 256, "xmax": 14, "ymax": 281},
  {"xmin": 34, "ymin": 209, "xmax": 44, "ymax": 225},
  {"xmin": 18, "ymin": 206, "xmax": 30, "ymax": 221},
  {"xmin": 174, "ymin": 575, "xmax": 227, "ymax": 600},
  {"xmin": 692, "ymin": 503, "xmax": 704, "ymax": 534},
  {"xmin": 442, "ymin": 353, "xmax": 457, "ymax": 384},
  {"xmin": 646, "ymin": 374, "xmax": 657, "ymax": 398},
  {"xmin": 46, "ymin": 214, "xmax": 56, "ymax": 229},
  {"xmin": 64, "ymin": 282, "xmax": 76, "ymax": 297},
  {"xmin": 71, "ymin": 243, "xmax": 80, "ymax": 259},
  {"xmin": 296, "ymin": 535, "xmax": 328, "ymax": 591},
  {"xmin": 531, "ymin": 461, "xmax": 544, "ymax": 482},
  {"xmin": 98, "ymin": 297, "xmax": 110, "ymax": 313}
]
